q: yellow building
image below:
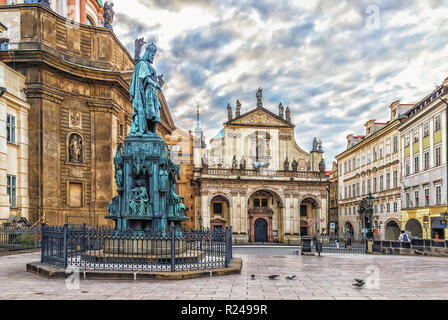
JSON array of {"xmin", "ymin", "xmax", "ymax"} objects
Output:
[
  {"xmin": 336, "ymin": 101, "xmax": 412, "ymax": 240},
  {"xmin": 399, "ymin": 79, "xmax": 448, "ymax": 239},
  {"xmin": 0, "ymin": 61, "xmax": 30, "ymax": 223}
]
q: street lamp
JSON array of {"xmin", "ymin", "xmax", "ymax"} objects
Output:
[{"xmin": 366, "ymin": 193, "xmax": 374, "ymax": 239}]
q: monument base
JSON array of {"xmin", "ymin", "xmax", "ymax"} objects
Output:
[{"xmin": 103, "ymin": 238, "xmax": 187, "ymax": 255}]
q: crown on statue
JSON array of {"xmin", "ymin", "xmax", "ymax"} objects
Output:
[{"xmin": 146, "ymin": 43, "xmax": 157, "ymax": 54}]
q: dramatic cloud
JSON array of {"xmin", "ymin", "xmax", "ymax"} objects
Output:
[{"xmin": 113, "ymin": 0, "xmax": 448, "ymax": 165}]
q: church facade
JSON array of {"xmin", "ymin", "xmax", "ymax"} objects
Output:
[{"xmin": 192, "ymin": 90, "xmax": 329, "ymax": 243}]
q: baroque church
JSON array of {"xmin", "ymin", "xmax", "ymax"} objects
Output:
[{"xmin": 192, "ymin": 89, "xmax": 329, "ymax": 243}]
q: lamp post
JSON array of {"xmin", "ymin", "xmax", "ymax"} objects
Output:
[{"xmin": 366, "ymin": 193, "xmax": 374, "ymax": 239}]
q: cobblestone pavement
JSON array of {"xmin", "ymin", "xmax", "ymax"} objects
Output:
[{"xmin": 1, "ymin": 252, "xmax": 448, "ymax": 300}]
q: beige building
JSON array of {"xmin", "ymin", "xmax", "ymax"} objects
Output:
[
  {"xmin": 0, "ymin": 61, "xmax": 30, "ymax": 223},
  {"xmin": 336, "ymin": 101, "xmax": 412, "ymax": 240},
  {"xmin": 193, "ymin": 89, "xmax": 329, "ymax": 243}
]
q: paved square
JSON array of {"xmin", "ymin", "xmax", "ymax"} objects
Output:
[{"xmin": 1, "ymin": 252, "xmax": 448, "ymax": 300}]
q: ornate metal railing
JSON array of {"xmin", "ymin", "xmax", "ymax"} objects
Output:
[
  {"xmin": 41, "ymin": 224, "xmax": 233, "ymax": 271},
  {"xmin": 201, "ymin": 168, "xmax": 324, "ymax": 180},
  {"xmin": 0, "ymin": 226, "xmax": 41, "ymax": 256}
]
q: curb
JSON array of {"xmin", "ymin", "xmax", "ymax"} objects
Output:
[{"xmin": 26, "ymin": 258, "xmax": 242, "ymax": 281}]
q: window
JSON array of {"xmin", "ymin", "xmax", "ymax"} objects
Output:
[
  {"xmin": 254, "ymin": 198, "xmax": 268, "ymax": 208},
  {"xmin": 436, "ymin": 186, "xmax": 442, "ymax": 205},
  {"xmin": 405, "ymin": 135, "xmax": 410, "ymax": 147},
  {"xmin": 380, "ymin": 204, "xmax": 384, "ymax": 213},
  {"xmin": 379, "ymin": 175, "xmax": 383, "ymax": 192},
  {"xmin": 406, "ymin": 192, "xmax": 410, "ymax": 208},
  {"xmin": 393, "ymin": 170, "xmax": 398, "ymax": 188},
  {"xmin": 345, "ymin": 207, "xmax": 347, "ymax": 216},
  {"xmin": 413, "ymin": 129, "xmax": 419, "ymax": 143},
  {"xmin": 424, "ymin": 188, "xmax": 430, "ymax": 206},
  {"xmin": 356, "ymin": 183, "xmax": 360, "ymax": 196},
  {"xmin": 373, "ymin": 177, "xmax": 377, "ymax": 193},
  {"xmin": 423, "ymin": 122, "xmax": 429, "ymax": 137},
  {"xmin": 386, "ymin": 139, "xmax": 391, "ymax": 155},
  {"xmin": 414, "ymin": 155, "xmax": 419, "ymax": 174},
  {"xmin": 0, "ymin": 40, "xmax": 8, "ymax": 51},
  {"xmin": 7, "ymin": 114, "xmax": 16, "ymax": 144},
  {"xmin": 367, "ymin": 150, "xmax": 371, "ymax": 163},
  {"xmin": 405, "ymin": 159, "xmax": 410, "ymax": 176},
  {"xmin": 393, "ymin": 202, "xmax": 398, "ymax": 213},
  {"xmin": 415, "ymin": 190, "xmax": 419, "ymax": 207},
  {"xmin": 424, "ymin": 151, "xmax": 430, "ymax": 170},
  {"xmin": 7, "ymin": 175, "xmax": 16, "ymax": 208},
  {"xmin": 374, "ymin": 205, "xmax": 378, "ymax": 214},
  {"xmin": 300, "ymin": 205, "xmax": 307, "ymax": 216},
  {"xmin": 352, "ymin": 158, "xmax": 355, "ymax": 170},
  {"xmin": 386, "ymin": 173, "xmax": 390, "ymax": 190},
  {"xmin": 386, "ymin": 203, "xmax": 390, "ymax": 213},
  {"xmin": 356, "ymin": 157, "xmax": 360, "ymax": 168},
  {"xmin": 362, "ymin": 181, "xmax": 366, "ymax": 195},
  {"xmin": 344, "ymin": 186, "xmax": 347, "ymax": 199},
  {"xmin": 344, "ymin": 162, "xmax": 347, "ymax": 174},
  {"xmin": 361, "ymin": 153, "xmax": 365, "ymax": 166},
  {"xmin": 68, "ymin": 182, "xmax": 83, "ymax": 207},
  {"xmin": 213, "ymin": 203, "xmax": 223, "ymax": 214},
  {"xmin": 393, "ymin": 136, "xmax": 398, "ymax": 153},
  {"xmin": 435, "ymin": 115, "xmax": 441, "ymax": 131},
  {"xmin": 367, "ymin": 179, "xmax": 371, "ymax": 194},
  {"xmin": 379, "ymin": 146, "xmax": 383, "ymax": 159},
  {"xmin": 435, "ymin": 146, "xmax": 441, "ymax": 167},
  {"xmin": 352, "ymin": 184, "xmax": 355, "ymax": 197},
  {"xmin": 373, "ymin": 147, "xmax": 377, "ymax": 161}
]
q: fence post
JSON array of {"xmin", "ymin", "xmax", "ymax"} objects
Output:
[
  {"xmin": 63, "ymin": 224, "xmax": 68, "ymax": 268},
  {"xmin": 40, "ymin": 223, "xmax": 45, "ymax": 263},
  {"xmin": 82, "ymin": 223, "xmax": 86, "ymax": 252},
  {"xmin": 171, "ymin": 222, "xmax": 175, "ymax": 272}
]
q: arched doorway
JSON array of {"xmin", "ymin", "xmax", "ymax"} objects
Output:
[
  {"xmin": 247, "ymin": 190, "xmax": 283, "ymax": 242},
  {"xmin": 405, "ymin": 219, "xmax": 423, "ymax": 238},
  {"xmin": 254, "ymin": 218, "xmax": 268, "ymax": 242},
  {"xmin": 299, "ymin": 197, "xmax": 320, "ymax": 237},
  {"xmin": 385, "ymin": 221, "xmax": 400, "ymax": 240}
]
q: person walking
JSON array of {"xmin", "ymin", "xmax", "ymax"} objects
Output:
[{"xmin": 398, "ymin": 230, "xmax": 409, "ymax": 242}]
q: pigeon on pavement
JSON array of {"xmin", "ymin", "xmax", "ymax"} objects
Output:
[
  {"xmin": 285, "ymin": 275, "xmax": 296, "ymax": 280},
  {"xmin": 268, "ymin": 275, "xmax": 280, "ymax": 280},
  {"xmin": 352, "ymin": 279, "xmax": 365, "ymax": 287}
]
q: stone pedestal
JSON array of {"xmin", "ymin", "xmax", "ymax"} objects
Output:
[{"xmin": 103, "ymin": 238, "xmax": 187, "ymax": 255}]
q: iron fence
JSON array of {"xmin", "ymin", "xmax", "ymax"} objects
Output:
[
  {"xmin": 0, "ymin": 226, "xmax": 41, "ymax": 256},
  {"xmin": 304, "ymin": 235, "xmax": 367, "ymax": 254},
  {"xmin": 41, "ymin": 224, "xmax": 233, "ymax": 271}
]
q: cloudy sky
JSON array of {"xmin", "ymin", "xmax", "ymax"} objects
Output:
[{"xmin": 113, "ymin": 0, "xmax": 448, "ymax": 165}]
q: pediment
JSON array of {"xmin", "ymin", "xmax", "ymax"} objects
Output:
[{"xmin": 226, "ymin": 107, "xmax": 294, "ymax": 128}]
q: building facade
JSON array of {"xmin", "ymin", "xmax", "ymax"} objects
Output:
[
  {"xmin": 0, "ymin": 61, "xmax": 30, "ymax": 223},
  {"xmin": 328, "ymin": 161, "xmax": 338, "ymax": 236},
  {"xmin": 0, "ymin": 0, "xmax": 105, "ymax": 26},
  {"xmin": 0, "ymin": 3, "xmax": 177, "ymax": 226},
  {"xmin": 399, "ymin": 79, "xmax": 448, "ymax": 239},
  {"xmin": 193, "ymin": 90, "xmax": 329, "ymax": 243},
  {"xmin": 336, "ymin": 101, "xmax": 412, "ymax": 240}
]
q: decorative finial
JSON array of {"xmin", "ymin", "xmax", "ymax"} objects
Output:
[
  {"xmin": 285, "ymin": 106, "xmax": 291, "ymax": 122},
  {"xmin": 236, "ymin": 100, "xmax": 241, "ymax": 117},
  {"xmin": 227, "ymin": 103, "xmax": 233, "ymax": 121},
  {"xmin": 279, "ymin": 103, "xmax": 284, "ymax": 118}
]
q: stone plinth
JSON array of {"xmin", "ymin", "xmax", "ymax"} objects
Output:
[{"xmin": 103, "ymin": 238, "xmax": 187, "ymax": 255}]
